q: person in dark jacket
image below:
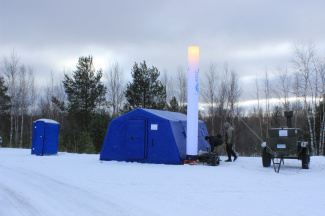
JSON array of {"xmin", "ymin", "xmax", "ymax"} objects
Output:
[
  {"xmin": 205, "ymin": 134, "xmax": 223, "ymax": 153},
  {"xmin": 224, "ymin": 122, "xmax": 238, "ymax": 162}
]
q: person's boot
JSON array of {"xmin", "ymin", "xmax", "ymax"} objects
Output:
[
  {"xmin": 233, "ymin": 156, "xmax": 238, "ymax": 161},
  {"xmin": 225, "ymin": 159, "xmax": 232, "ymax": 162}
]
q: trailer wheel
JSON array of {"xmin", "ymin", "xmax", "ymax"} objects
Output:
[
  {"xmin": 262, "ymin": 147, "xmax": 271, "ymax": 167},
  {"xmin": 301, "ymin": 148, "xmax": 310, "ymax": 169}
]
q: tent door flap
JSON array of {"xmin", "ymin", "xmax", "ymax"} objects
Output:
[{"xmin": 126, "ymin": 119, "xmax": 146, "ymax": 159}]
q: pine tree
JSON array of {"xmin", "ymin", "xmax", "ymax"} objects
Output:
[
  {"xmin": 56, "ymin": 56, "xmax": 107, "ymax": 132},
  {"xmin": 77, "ymin": 131, "xmax": 95, "ymax": 154},
  {"xmin": 0, "ymin": 75, "xmax": 10, "ymax": 114},
  {"xmin": 168, "ymin": 96, "xmax": 179, "ymax": 112},
  {"xmin": 89, "ymin": 111, "xmax": 111, "ymax": 153},
  {"xmin": 123, "ymin": 61, "xmax": 166, "ymax": 112}
]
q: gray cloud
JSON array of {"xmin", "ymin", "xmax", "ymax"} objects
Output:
[{"xmin": 1, "ymin": 0, "xmax": 325, "ymax": 100}]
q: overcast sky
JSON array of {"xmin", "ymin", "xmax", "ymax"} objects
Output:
[{"xmin": 1, "ymin": 0, "xmax": 325, "ymax": 101}]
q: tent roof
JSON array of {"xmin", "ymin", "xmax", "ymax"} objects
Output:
[{"xmin": 142, "ymin": 108, "xmax": 187, "ymax": 121}]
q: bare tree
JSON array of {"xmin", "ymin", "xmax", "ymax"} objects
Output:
[
  {"xmin": 218, "ymin": 64, "xmax": 241, "ymax": 122},
  {"xmin": 50, "ymin": 72, "xmax": 66, "ymax": 121},
  {"xmin": 273, "ymin": 66, "xmax": 292, "ymax": 111},
  {"xmin": 201, "ymin": 63, "xmax": 218, "ymax": 134},
  {"xmin": 38, "ymin": 71, "xmax": 66, "ymax": 124},
  {"xmin": 315, "ymin": 57, "xmax": 325, "ymax": 154},
  {"xmin": 226, "ymin": 67, "xmax": 241, "ymax": 152},
  {"xmin": 2, "ymin": 50, "xmax": 20, "ymax": 147},
  {"xmin": 18, "ymin": 65, "xmax": 33, "ymax": 148},
  {"xmin": 161, "ymin": 70, "xmax": 175, "ymax": 101},
  {"xmin": 40, "ymin": 71, "xmax": 56, "ymax": 119},
  {"xmin": 227, "ymin": 70, "xmax": 241, "ymax": 117},
  {"xmin": 292, "ymin": 67, "xmax": 303, "ymax": 128},
  {"xmin": 28, "ymin": 70, "xmax": 37, "ymax": 146},
  {"xmin": 264, "ymin": 69, "xmax": 271, "ymax": 138},
  {"xmin": 320, "ymin": 60, "xmax": 325, "ymax": 154},
  {"xmin": 218, "ymin": 64, "xmax": 229, "ymax": 128},
  {"xmin": 176, "ymin": 66, "xmax": 187, "ymax": 113},
  {"xmin": 291, "ymin": 41, "xmax": 316, "ymax": 154},
  {"xmin": 105, "ymin": 61, "xmax": 125, "ymax": 117},
  {"xmin": 255, "ymin": 77, "xmax": 263, "ymax": 138}
]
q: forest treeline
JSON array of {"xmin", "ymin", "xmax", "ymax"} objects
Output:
[{"xmin": 0, "ymin": 41, "xmax": 324, "ymax": 156}]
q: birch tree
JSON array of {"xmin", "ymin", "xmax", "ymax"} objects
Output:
[
  {"xmin": 105, "ymin": 62, "xmax": 125, "ymax": 118},
  {"xmin": 291, "ymin": 41, "xmax": 316, "ymax": 154},
  {"xmin": 315, "ymin": 58, "xmax": 325, "ymax": 154},
  {"xmin": 2, "ymin": 51, "xmax": 20, "ymax": 147},
  {"xmin": 321, "ymin": 61, "xmax": 325, "ymax": 155}
]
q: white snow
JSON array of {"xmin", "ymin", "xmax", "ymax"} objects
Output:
[{"xmin": 1, "ymin": 148, "xmax": 324, "ymax": 216}]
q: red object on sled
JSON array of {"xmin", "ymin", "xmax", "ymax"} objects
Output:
[{"xmin": 184, "ymin": 160, "xmax": 199, "ymax": 165}]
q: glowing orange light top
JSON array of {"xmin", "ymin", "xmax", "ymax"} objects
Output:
[{"xmin": 188, "ymin": 46, "xmax": 199, "ymax": 64}]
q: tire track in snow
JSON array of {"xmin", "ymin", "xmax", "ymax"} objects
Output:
[
  {"xmin": 1, "ymin": 166, "xmax": 137, "ymax": 216},
  {"xmin": 0, "ymin": 185, "xmax": 41, "ymax": 216}
]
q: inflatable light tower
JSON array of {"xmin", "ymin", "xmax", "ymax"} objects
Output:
[{"xmin": 186, "ymin": 46, "xmax": 199, "ymax": 161}]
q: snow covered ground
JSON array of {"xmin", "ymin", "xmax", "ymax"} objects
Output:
[{"xmin": 1, "ymin": 148, "xmax": 324, "ymax": 216}]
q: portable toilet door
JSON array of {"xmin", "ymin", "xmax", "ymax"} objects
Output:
[
  {"xmin": 31, "ymin": 121, "xmax": 46, "ymax": 155},
  {"xmin": 43, "ymin": 121, "xmax": 60, "ymax": 155}
]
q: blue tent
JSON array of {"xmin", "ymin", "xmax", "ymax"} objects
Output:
[
  {"xmin": 100, "ymin": 108, "xmax": 210, "ymax": 164},
  {"xmin": 31, "ymin": 119, "xmax": 60, "ymax": 156}
]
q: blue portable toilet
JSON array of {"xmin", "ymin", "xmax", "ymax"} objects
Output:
[
  {"xmin": 100, "ymin": 108, "xmax": 210, "ymax": 164},
  {"xmin": 31, "ymin": 119, "xmax": 60, "ymax": 156}
]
